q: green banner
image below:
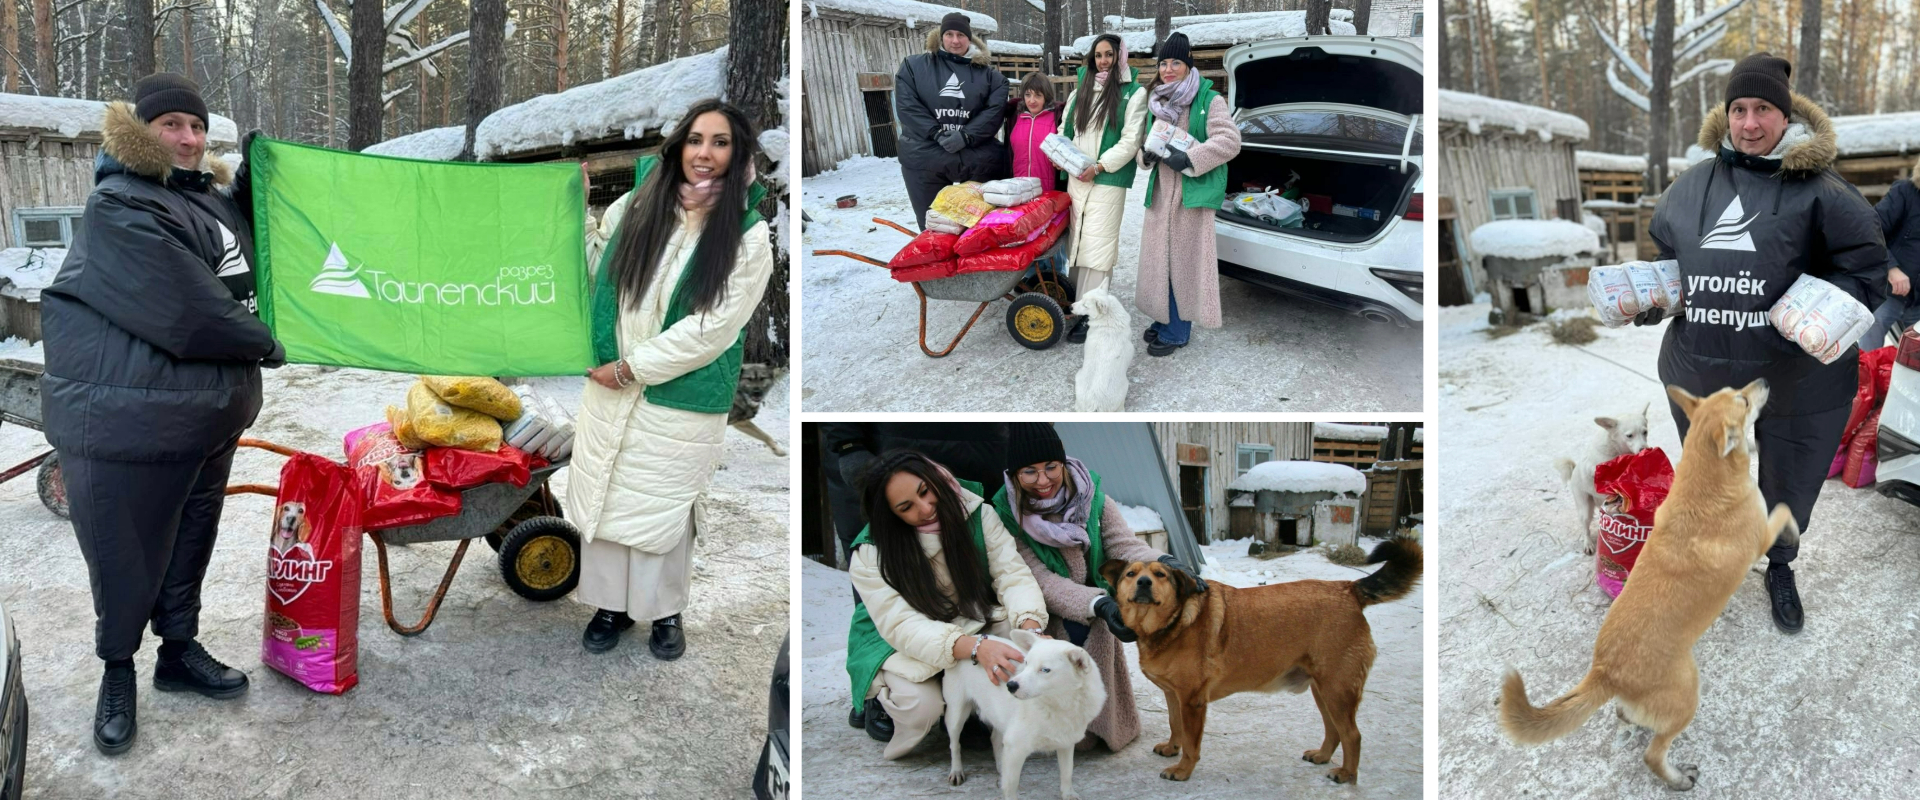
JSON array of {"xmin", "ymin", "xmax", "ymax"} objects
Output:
[{"xmin": 250, "ymin": 137, "xmax": 594, "ymax": 376}]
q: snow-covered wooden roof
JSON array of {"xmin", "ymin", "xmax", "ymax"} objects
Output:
[
  {"xmin": 1066, "ymin": 10, "xmax": 1355, "ymax": 56},
  {"xmin": 1575, "ymin": 150, "xmax": 1692, "ymax": 175},
  {"xmin": 802, "ymin": 0, "xmax": 998, "ymax": 34},
  {"xmin": 0, "ymin": 92, "xmax": 238, "ymax": 145},
  {"xmin": 1438, "ymin": 89, "xmax": 1589, "ymax": 143}
]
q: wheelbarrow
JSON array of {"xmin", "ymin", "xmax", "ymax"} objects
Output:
[
  {"xmin": 815, "ymin": 218, "xmax": 1075, "ymax": 357},
  {"xmin": 0, "ymin": 356, "xmax": 67, "ymax": 518},
  {"xmin": 227, "ymin": 438, "xmax": 580, "ymax": 637}
]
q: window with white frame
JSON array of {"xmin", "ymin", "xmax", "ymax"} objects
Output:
[
  {"xmin": 1489, "ymin": 189, "xmax": 1538, "ymax": 221},
  {"xmin": 1236, "ymin": 444, "xmax": 1274, "ymax": 476},
  {"xmin": 11, "ymin": 207, "xmax": 85, "ymax": 248}
]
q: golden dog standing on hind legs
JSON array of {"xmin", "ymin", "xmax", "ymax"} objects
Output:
[
  {"xmin": 1499, "ymin": 379, "xmax": 1801, "ymax": 791},
  {"xmin": 1100, "ymin": 536, "xmax": 1421, "ymax": 784}
]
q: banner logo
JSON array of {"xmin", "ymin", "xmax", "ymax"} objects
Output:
[{"xmin": 309, "ymin": 243, "xmax": 372, "ymax": 298}]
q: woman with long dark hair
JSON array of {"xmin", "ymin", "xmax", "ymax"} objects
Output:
[
  {"xmin": 843, "ymin": 451, "xmax": 1049, "ymax": 758},
  {"xmin": 1058, "ymin": 33, "xmax": 1150, "ymax": 342},
  {"xmin": 566, "ymin": 98, "xmax": 775, "ymax": 658}
]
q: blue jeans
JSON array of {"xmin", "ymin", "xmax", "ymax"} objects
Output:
[
  {"xmin": 1862, "ymin": 296, "xmax": 1920, "ymax": 351},
  {"xmin": 1148, "ymin": 278, "xmax": 1193, "ymax": 346}
]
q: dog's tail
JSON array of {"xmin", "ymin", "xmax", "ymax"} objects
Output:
[
  {"xmin": 1498, "ymin": 670, "xmax": 1613, "ymax": 745},
  {"xmin": 1351, "ymin": 537, "xmax": 1422, "ymax": 607},
  {"xmin": 1551, "ymin": 457, "xmax": 1575, "ymax": 483}
]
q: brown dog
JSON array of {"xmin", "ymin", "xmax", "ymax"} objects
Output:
[
  {"xmin": 1499, "ymin": 379, "xmax": 1799, "ymax": 791},
  {"xmin": 1100, "ymin": 538, "xmax": 1422, "ymax": 783}
]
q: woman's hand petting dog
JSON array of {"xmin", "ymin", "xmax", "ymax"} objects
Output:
[
  {"xmin": 1094, "ymin": 596, "xmax": 1138, "ymax": 642},
  {"xmin": 953, "ymin": 635, "xmax": 1028, "ymax": 686}
]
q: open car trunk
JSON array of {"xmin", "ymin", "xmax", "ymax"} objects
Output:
[{"xmin": 1217, "ymin": 147, "xmax": 1419, "ymax": 243}]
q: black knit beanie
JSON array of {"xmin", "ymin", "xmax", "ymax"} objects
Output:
[
  {"xmin": 941, "ymin": 13, "xmax": 972, "ymax": 38},
  {"xmin": 1156, "ymin": 32, "xmax": 1194, "ymax": 69},
  {"xmin": 1005, "ymin": 422, "xmax": 1066, "ymax": 473},
  {"xmin": 134, "ymin": 72, "xmax": 209, "ymax": 126},
  {"xmin": 1724, "ymin": 53, "xmax": 1792, "ymax": 115}
]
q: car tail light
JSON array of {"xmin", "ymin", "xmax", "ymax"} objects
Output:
[
  {"xmin": 1899, "ymin": 328, "xmax": 1920, "ymax": 371},
  {"xmin": 1403, "ymin": 193, "xmax": 1424, "ymax": 220},
  {"xmin": 1880, "ymin": 427, "xmax": 1920, "ymax": 465},
  {"xmin": 1371, "ymin": 268, "xmax": 1422, "ymax": 303}
]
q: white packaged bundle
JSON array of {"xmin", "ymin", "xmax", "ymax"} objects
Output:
[
  {"xmin": 924, "ymin": 208, "xmax": 967, "ymax": 235},
  {"xmin": 1587, "ymin": 264, "xmax": 1654, "ymax": 327},
  {"xmin": 980, "ymin": 177, "xmax": 1043, "ymax": 207},
  {"xmin": 1651, "ymin": 259, "xmax": 1684, "ymax": 310},
  {"xmin": 502, "ymin": 386, "xmax": 579, "ymax": 460},
  {"xmin": 1767, "ymin": 274, "xmax": 1874, "ymax": 364},
  {"xmin": 1041, "ymin": 133, "xmax": 1096, "ymax": 176}
]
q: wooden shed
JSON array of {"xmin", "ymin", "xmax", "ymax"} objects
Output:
[
  {"xmin": 1437, "ymin": 89, "xmax": 1588, "ymax": 305},
  {"xmin": 1826, "ymin": 111, "xmax": 1920, "ymax": 205},
  {"xmin": 800, "ymin": 0, "xmax": 999, "ymax": 176},
  {"xmin": 1153, "ymin": 421, "xmax": 1312, "ymax": 544},
  {"xmin": 2, "ymin": 93, "xmax": 237, "ymax": 249},
  {"xmin": 1575, "ymin": 150, "xmax": 1686, "ymax": 259}
]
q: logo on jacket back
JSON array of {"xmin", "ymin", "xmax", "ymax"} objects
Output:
[
  {"xmin": 1700, "ymin": 195, "xmax": 1758, "ymax": 252},
  {"xmin": 940, "ymin": 74, "xmax": 966, "ymax": 100}
]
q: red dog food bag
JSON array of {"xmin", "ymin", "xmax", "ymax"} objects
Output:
[
  {"xmin": 344, "ymin": 422, "xmax": 462, "ymax": 530},
  {"xmin": 426, "ymin": 443, "xmax": 535, "ymax": 491},
  {"xmin": 262, "ymin": 453, "xmax": 364, "ymax": 694},
  {"xmin": 887, "ymin": 230, "xmax": 960, "ymax": 269},
  {"xmin": 1592, "ymin": 447, "xmax": 1674, "ymax": 599}
]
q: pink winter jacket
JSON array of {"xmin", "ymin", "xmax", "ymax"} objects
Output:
[{"xmin": 1006, "ymin": 106, "xmax": 1060, "ymax": 191}]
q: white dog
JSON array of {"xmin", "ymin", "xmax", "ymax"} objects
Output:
[
  {"xmin": 1072, "ymin": 288, "xmax": 1132, "ymax": 412},
  {"xmin": 944, "ymin": 630, "xmax": 1105, "ymax": 800},
  {"xmin": 1552, "ymin": 403, "xmax": 1650, "ymax": 554}
]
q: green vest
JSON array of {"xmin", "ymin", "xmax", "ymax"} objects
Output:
[
  {"xmin": 589, "ymin": 155, "xmax": 767, "ymax": 414},
  {"xmin": 1059, "ymin": 67, "xmax": 1142, "ymax": 189},
  {"xmin": 991, "ymin": 471, "xmax": 1109, "ymax": 592},
  {"xmin": 1144, "ymin": 78, "xmax": 1229, "ymax": 211},
  {"xmin": 844, "ymin": 479, "xmax": 991, "ymax": 711}
]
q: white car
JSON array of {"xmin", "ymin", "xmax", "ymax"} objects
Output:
[
  {"xmin": 0, "ymin": 600, "xmax": 22, "ymax": 800},
  {"xmin": 1213, "ymin": 35, "xmax": 1424, "ymax": 326},
  {"xmin": 1876, "ymin": 331, "xmax": 1920, "ymax": 505}
]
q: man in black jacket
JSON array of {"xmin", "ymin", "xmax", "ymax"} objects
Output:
[
  {"xmin": 1860, "ymin": 164, "xmax": 1920, "ymax": 348},
  {"xmin": 39, "ymin": 74, "xmax": 283, "ymax": 755},
  {"xmin": 1640, "ymin": 54, "xmax": 1889, "ymax": 634},
  {"xmin": 894, "ymin": 12, "xmax": 1010, "ymax": 227}
]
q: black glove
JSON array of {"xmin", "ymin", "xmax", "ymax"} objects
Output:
[
  {"xmin": 1092, "ymin": 596, "xmax": 1137, "ymax": 643},
  {"xmin": 1162, "ymin": 149, "xmax": 1193, "ymax": 173},
  {"xmin": 1140, "ymin": 150, "xmax": 1161, "ymax": 169},
  {"xmin": 938, "ymin": 129, "xmax": 967, "ymax": 153},
  {"xmin": 1632, "ymin": 307, "xmax": 1666, "ymax": 327},
  {"xmin": 1158, "ymin": 554, "xmax": 1208, "ymax": 593},
  {"xmin": 837, "ymin": 448, "xmax": 877, "ymax": 492},
  {"xmin": 261, "ymin": 340, "xmax": 287, "ymax": 369}
]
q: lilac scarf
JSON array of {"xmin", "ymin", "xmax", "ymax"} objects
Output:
[
  {"xmin": 1149, "ymin": 69, "xmax": 1200, "ymax": 124},
  {"xmin": 1004, "ymin": 457, "xmax": 1096, "ymax": 548}
]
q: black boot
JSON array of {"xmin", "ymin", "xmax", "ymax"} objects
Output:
[
  {"xmin": 1766, "ymin": 563, "xmax": 1803, "ymax": 633},
  {"xmin": 649, "ymin": 614, "xmax": 686, "ymax": 661},
  {"xmin": 849, "ymin": 703, "xmax": 867, "ymax": 729},
  {"xmin": 1142, "ymin": 327, "xmax": 1159, "ymax": 344},
  {"xmin": 94, "ymin": 661, "xmax": 137, "ymax": 756},
  {"xmin": 582, "ymin": 609, "xmax": 635, "ymax": 653},
  {"xmin": 153, "ymin": 640, "xmax": 248, "ymax": 699},
  {"xmin": 863, "ymin": 698, "xmax": 894, "ymax": 742},
  {"xmin": 1066, "ymin": 316, "xmax": 1090, "ymax": 344}
]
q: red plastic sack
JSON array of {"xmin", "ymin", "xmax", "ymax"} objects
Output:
[
  {"xmin": 1831, "ymin": 345, "xmax": 1895, "ymax": 483},
  {"xmin": 426, "ymin": 444, "xmax": 535, "ymax": 491},
  {"xmin": 345, "ymin": 422, "xmax": 462, "ymax": 530},
  {"xmin": 1592, "ymin": 447, "xmax": 1674, "ymax": 599},
  {"xmin": 261, "ymin": 452, "xmax": 364, "ymax": 694},
  {"xmin": 891, "ymin": 259, "xmax": 956, "ymax": 283},
  {"xmin": 954, "ymin": 210, "xmax": 1069, "ymax": 274},
  {"xmin": 953, "ymin": 191, "xmax": 1072, "ymax": 255},
  {"xmin": 1843, "ymin": 407, "xmax": 1883, "ymax": 487},
  {"xmin": 888, "ymin": 230, "xmax": 960, "ymax": 269}
]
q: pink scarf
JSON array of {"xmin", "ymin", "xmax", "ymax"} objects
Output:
[
  {"xmin": 676, "ymin": 162, "xmax": 756, "ymax": 211},
  {"xmin": 1149, "ymin": 69, "xmax": 1201, "ymax": 124}
]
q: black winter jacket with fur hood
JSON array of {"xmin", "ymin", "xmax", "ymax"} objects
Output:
[
  {"xmin": 1651, "ymin": 93, "xmax": 1889, "ymax": 416},
  {"xmin": 894, "ymin": 29, "xmax": 1009, "ymax": 174},
  {"xmin": 39, "ymin": 101, "xmax": 282, "ymax": 462}
]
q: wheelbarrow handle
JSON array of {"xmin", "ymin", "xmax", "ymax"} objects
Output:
[
  {"xmin": 238, "ymin": 437, "xmax": 302, "ymax": 458},
  {"xmin": 225, "ymin": 483, "xmax": 280, "ymax": 497},
  {"xmin": 811, "ymin": 249, "xmax": 890, "ymax": 268},
  {"xmin": 872, "ymin": 217, "xmax": 918, "ymax": 237}
]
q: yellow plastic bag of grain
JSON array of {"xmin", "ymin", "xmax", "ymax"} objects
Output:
[
  {"xmin": 931, "ymin": 182, "xmax": 992, "ymax": 228},
  {"xmin": 385, "ymin": 405, "xmax": 428, "ymax": 450},
  {"xmin": 419, "ymin": 376, "xmax": 523, "ymax": 421},
  {"xmin": 406, "ymin": 382, "xmax": 503, "ymax": 452}
]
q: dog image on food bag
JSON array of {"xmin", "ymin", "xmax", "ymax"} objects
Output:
[
  {"xmin": 1099, "ymin": 537, "xmax": 1422, "ymax": 783},
  {"xmin": 262, "ymin": 453, "xmax": 365, "ymax": 695},
  {"xmin": 1499, "ymin": 379, "xmax": 1800, "ymax": 791},
  {"xmin": 941, "ymin": 629, "xmax": 1105, "ymax": 799},
  {"xmin": 1552, "ymin": 404, "xmax": 1650, "ymax": 555},
  {"xmin": 273, "ymin": 501, "xmax": 311, "ymax": 554},
  {"xmin": 378, "ymin": 452, "xmax": 425, "ymax": 491}
]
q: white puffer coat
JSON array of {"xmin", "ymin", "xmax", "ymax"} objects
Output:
[
  {"xmin": 848, "ymin": 485, "xmax": 1049, "ymax": 688},
  {"xmin": 564, "ymin": 199, "xmax": 775, "ymax": 553},
  {"xmin": 1062, "ymin": 71, "xmax": 1150, "ymax": 273}
]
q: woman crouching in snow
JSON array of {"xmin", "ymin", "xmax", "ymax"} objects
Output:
[
  {"xmin": 1135, "ymin": 32, "xmax": 1241, "ymax": 357},
  {"xmin": 567, "ymin": 98, "xmax": 775, "ymax": 658},
  {"xmin": 844, "ymin": 451, "xmax": 1049, "ymax": 757}
]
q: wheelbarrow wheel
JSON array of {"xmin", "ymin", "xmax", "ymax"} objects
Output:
[
  {"xmin": 37, "ymin": 453, "xmax": 69, "ymax": 519},
  {"xmin": 1015, "ymin": 272, "xmax": 1075, "ymax": 309},
  {"xmin": 1006, "ymin": 293, "xmax": 1065, "ymax": 350},
  {"xmin": 498, "ymin": 516, "xmax": 580, "ymax": 602}
]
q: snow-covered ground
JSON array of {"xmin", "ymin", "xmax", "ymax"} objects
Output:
[
  {"xmin": 1438, "ymin": 302, "xmax": 1920, "ymax": 796},
  {"xmin": 799, "ymin": 156, "xmax": 1422, "ymax": 412},
  {"xmin": 0, "ymin": 247, "xmax": 66, "ymax": 301},
  {"xmin": 800, "ymin": 534, "xmax": 1423, "ymax": 797},
  {"xmin": 0, "ymin": 364, "xmax": 789, "ymax": 796}
]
